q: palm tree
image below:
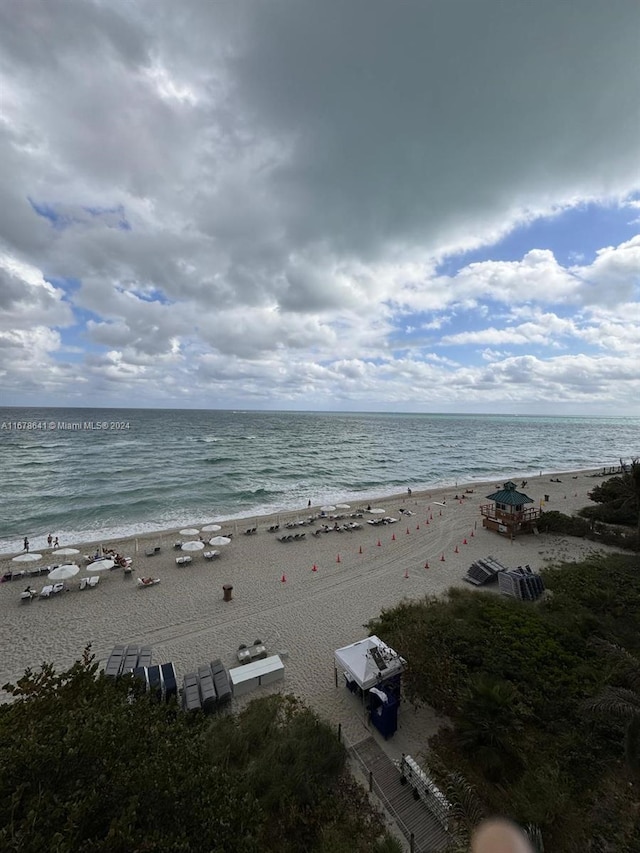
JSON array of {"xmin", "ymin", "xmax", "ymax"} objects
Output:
[
  {"xmin": 457, "ymin": 673, "xmax": 527, "ymax": 782},
  {"xmin": 583, "ymin": 637, "xmax": 640, "ymax": 775}
]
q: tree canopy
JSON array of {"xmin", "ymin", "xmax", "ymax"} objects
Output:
[
  {"xmin": 367, "ymin": 553, "xmax": 640, "ymax": 851},
  {"xmin": 0, "ymin": 651, "xmax": 392, "ymax": 853}
]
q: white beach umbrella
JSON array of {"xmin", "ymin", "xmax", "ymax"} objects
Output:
[
  {"xmin": 181, "ymin": 540, "xmax": 205, "ymax": 551},
  {"xmin": 179, "ymin": 528, "xmax": 200, "ymax": 536},
  {"xmin": 208, "ymin": 536, "xmax": 231, "ymax": 546},
  {"xmin": 320, "ymin": 505, "xmax": 336, "ymax": 512},
  {"xmin": 201, "ymin": 524, "xmax": 222, "ymax": 532},
  {"xmin": 12, "ymin": 553, "xmax": 43, "ymax": 562},
  {"xmin": 89, "ymin": 558, "xmax": 115, "ymax": 571},
  {"xmin": 369, "ymin": 508, "xmax": 386, "ymax": 514},
  {"xmin": 48, "ymin": 564, "xmax": 80, "ymax": 580},
  {"xmin": 336, "ymin": 503, "xmax": 351, "ymax": 509},
  {"xmin": 54, "ymin": 547, "xmax": 80, "ymax": 556}
]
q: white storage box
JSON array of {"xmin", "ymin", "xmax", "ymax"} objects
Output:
[{"xmin": 229, "ymin": 655, "xmax": 284, "ymax": 697}]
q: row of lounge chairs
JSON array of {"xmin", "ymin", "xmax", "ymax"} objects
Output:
[
  {"xmin": 182, "ymin": 659, "xmax": 232, "ymax": 713},
  {"xmin": 104, "ymin": 644, "xmax": 153, "ymax": 677},
  {"xmin": 366, "ymin": 517, "xmax": 398, "ymax": 526},
  {"xmin": 313, "ymin": 522, "xmax": 362, "ymax": 535},
  {"xmin": 20, "ymin": 575, "xmax": 101, "ymax": 602},
  {"xmin": 244, "ymin": 527, "xmax": 257, "ymax": 535},
  {"xmin": 3, "ymin": 565, "xmax": 61, "ymax": 583},
  {"xmin": 278, "ymin": 533, "xmax": 306, "ymax": 542},
  {"xmin": 132, "ymin": 662, "xmax": 177, "ymax": 702},
  {"xmin": 175, "ymin": 550, "xmax": 220, "ymax": 565}
]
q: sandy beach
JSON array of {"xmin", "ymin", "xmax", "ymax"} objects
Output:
[{"xmin": 0, "ymin": 469, "xmax": 624, "ymax": 759}]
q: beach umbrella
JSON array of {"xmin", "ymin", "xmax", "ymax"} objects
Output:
[
  {"xmin": 48, "ymin": 564, "xmax": 80, "ymax": 580},
  {"xmin": 208, "ymin": 536, "xmax": 231, "ymax": 546},
  {"xmin": 89, "ymin": 558, "xmax": 115, "ymax": 571},
  {"xmin": 179, "ymin": 528, "xmax": 200, "ymax": 536},
  {"xmin": 369, "ymin": 508, "xmax": 386, "ymax": 514},
  {"xmin": 321, "ymin": 505, "xmax": 336, "ymax": 512},
  {"xmin": 54, "ymin": 547, "xmax": 80, "ymax": 556},
  {"xmin": 12, "ymin": 553, "xmax": 43, "ymax": 562},
  {"xmin": 181, "ymin": 540, "xmax": 205, "ymax": 551},
  {"xmin": 201, "ymin": 524, "xmax": 222, "ymax": 532},
  {"xmin": 336, "ymin": 503, "xmax": 351, "ymax": 509}
]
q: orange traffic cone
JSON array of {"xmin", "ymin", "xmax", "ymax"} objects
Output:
[
  {"xmin": 439, "ymin": 510, "xmax": 442, "ymax": 516},
  {"xmin": 454, "ymin": 545, "xmax": 459, "ymax": 553},
  {"xmin": 424, "ymin": 561, "xmax": 429, "ymax": 569},
  {"xmin": 430, "ymin": 513, "xmax": 433, "ymax": 520},
  {"xmin": 377, "ymin": 539, "xmax": 382, "ymax": 547},
  {"xmin": 391, "ymin": 533, "xmax": 396, "ymax": 541},
  {"xmin": 281, "ymin": 573, "xmax": 286, "ymax": 583},
  {"xmin": 312, "ymin": 563, "xmax": 317, "ymax": 572},
  {"xmin": 406, "ymin": 527, "xmax": 410, "ymax": 534},
  {"xmin": 470, "ymin": 530, "xmax": 474, "ymax": 537},
  {"xmin": 440, "ymin": 553, "xmax": 445, "ymax": 561},
  {"xmin": 416, "ymin": 524, "xmax": 420, "ymax": 530},
  {"xmin": 404, "ymin": 568, "xmax": 409, "ymax": 579},
  {"xmin": 463, "ymin": 538, "xmax": 467, "ymax": 545},
  {"xmin": 336, "ymin": 553, "xmax": 341, "ymax": 563},
  {"xmin": 358, "ymin": 545, "xmax": 363, "ymax": 554}
]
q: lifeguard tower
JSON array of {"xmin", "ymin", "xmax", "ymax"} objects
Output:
[{"xmin": 480, "ymin": 480, "xmax": 540, "ymax": 537}]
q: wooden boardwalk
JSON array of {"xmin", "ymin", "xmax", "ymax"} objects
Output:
[{"xmin": 349, "ymin": 736, "xmax": 450, "ymax": 853}]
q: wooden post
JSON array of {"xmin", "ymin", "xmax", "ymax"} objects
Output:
[
  {"xmin": 337, "ymin": 722, "xmax": 342, "ymax": 742},
  {"xmin": 334, "ymin": 665, "xmax": 338, "ymax": 688},
  {"xmin": 369, "ymin": 770, "xmax": 373, "ymax": 792},
  {"xmin": 410, "ymin": 832, "xmax": 415, "ymax": 852}
]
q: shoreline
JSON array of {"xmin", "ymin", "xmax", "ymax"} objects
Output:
[
  {"xmin": 0, "ymin": 465, "xmax": 615, "ymax": 558},
  {"xmin": 0, "ymin": 465, "xmax": 625, "ymax": 758}
]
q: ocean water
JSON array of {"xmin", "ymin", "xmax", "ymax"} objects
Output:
[{"xmin": 0, "ymin": 407, "xmax": 638, "ymax": 553}]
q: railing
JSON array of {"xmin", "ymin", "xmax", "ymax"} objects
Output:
[
  {"xmin": 400, "ymin": 755, "xmax": 451, "ymax": 830},
  {"xmin": 347, "ymin": 735, "xmax": 419, "ymax": 851},
  {"xmin": 480, "ymin": 505, "xmax": 541, "ymax": 522}
]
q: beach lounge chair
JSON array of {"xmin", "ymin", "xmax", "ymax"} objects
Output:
[
  {"xmin": 20, "ymin": 587, "xmax": 37, "ymax": 603},
  {"xmin": 182, "ymin": 672, "xmax": 202, "ymax": 711},
  {"xmin": 175, "ymin": 555, "xmax": 192, "ymax": 565},
  {"xmin": 160, "ymin": 662, "xmax": 177, "ymax": 701},
  {"xmin": 198, "ymin": 664, "xmax": 218, "ymax": 713},
  {"xmin": 210, "ymin": 659, "xmax": 232, "ymax": 705},
  {"xmin": 87, "ymin": 575, "xmax": 100, "ymax": 588},
  {"xmin": 138, "ymin": 646, "xmax": 153, "ymax": 667},
  {"xmin": 104, "ymin": 645, "xmax": 126, "ymax": 677},
  {"xmin": 79, "ymin": 577, "xmax": 88, "ymax": 591},
  {"xmin": 39, "ymin": 585, "xmax": 53, "ymax": 598},
  {"xmin": 122, "ymin": 646, "xmax": 140, "ymax": 674},
  {"xmin": 203, "ymin": 550, "xmax": 220, "ymax": 560}
]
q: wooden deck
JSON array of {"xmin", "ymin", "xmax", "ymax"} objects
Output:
[{"xmin": 349, "ymin": 736, "xmax": 450, "ymax": 852}]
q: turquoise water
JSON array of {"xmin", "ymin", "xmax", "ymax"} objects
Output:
[{"xmin": 0, "ymin": 408, "xmax": 638, "ymax": 552}]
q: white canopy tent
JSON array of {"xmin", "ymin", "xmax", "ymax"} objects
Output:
[{"xmin": 334, "ymin": 635, "xmax": 406, "ymax": 691}]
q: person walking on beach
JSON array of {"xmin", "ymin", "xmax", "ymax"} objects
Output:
[
  {"xmin": 47, "ymin": 533, "xmax": 53, "ymax": 547},
  {"xmin": 407, "ymin": 487, "xmax": 412, "ymax": 497},
  {"xmin": 23, "ymin": 537, "xmax": 29, "ymax": 552},
  {"xmin": 53, "ymin": 536, "xmax": 59, "ymax": 548}
]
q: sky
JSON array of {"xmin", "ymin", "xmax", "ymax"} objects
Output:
[{"xmin": 0, "ymin": 0, "xmax": 639, "ymax": 415}]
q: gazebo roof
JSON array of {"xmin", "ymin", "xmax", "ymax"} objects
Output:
[{"xmin": 486, "ymin": 480, "xmax": 534, "ymax": 506}]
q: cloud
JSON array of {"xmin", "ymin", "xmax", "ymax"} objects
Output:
[{"xmin": 0, "ymin": 0, "xmax": 639, "ymax": 412}]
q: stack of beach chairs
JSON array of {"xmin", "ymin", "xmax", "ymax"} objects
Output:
[
  {"xmin": 498, "ymin": 566, "xmax": 545, "ymax": 601},
  {"xmin": 104, "ymin": 643, "xmax": 153, "ymax": 677},
  {"xmin": 104, "ymin": 644, "xmax": 178, "ymax": 703},
  {"xmin": 181, "ymin": 658, "xmax": 232, "ymax": 713},
  {"xmin": 464, "ymin": 555, "xmax": 510, "ymax": 586},
  {"xmin": 132, "ymin": 661, "xmax": 178, "ymax": 703}
]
